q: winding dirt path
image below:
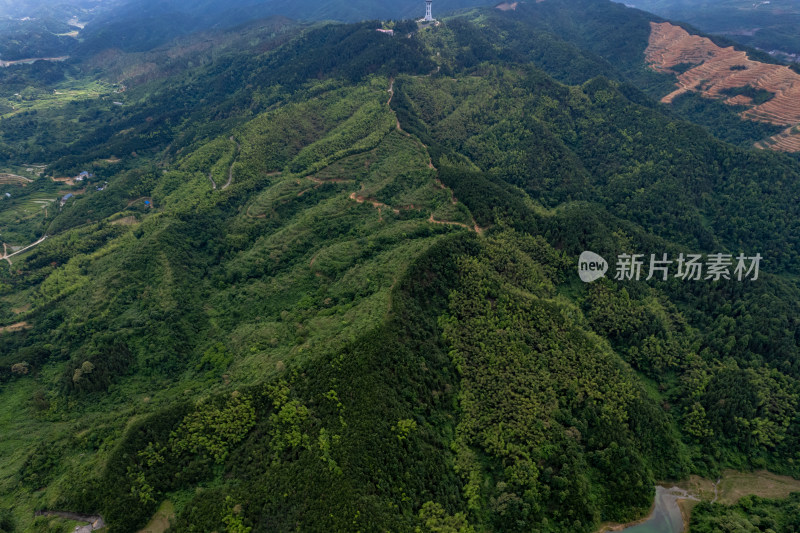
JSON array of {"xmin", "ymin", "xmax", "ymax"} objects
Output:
[
  {"xmin": 343, "ymin": 78, "xmax": 481, "ymax": 233},
  {"xmin": 428, "ymin": 214, "xmax": 482, "ymax": 234},
  {"xmin": 246, "ymin": 204, "xmax": 267, "ymax": 219},
  {"xmin": 309, "ymin": 177, "xmax": 352, "ymax": 184},
  {"xmin": 388, "ymin": 78, "xmax": 403, "ymax": 131},
  {"xmin": 126, "ymin": 196, "xmax": 153, "ymax": 207},
  {"xmin": 349, "ymin": 191, "xmax": 400, "ymax": 214}
]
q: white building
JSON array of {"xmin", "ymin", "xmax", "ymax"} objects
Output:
[{"xmin": 423, "ymin": 0, "xmax": 434, "ymax": 22}]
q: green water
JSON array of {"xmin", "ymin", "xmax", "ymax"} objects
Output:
[{"xmin": 622, "ymin": 486, "xmax": 689, "ymax": 533}]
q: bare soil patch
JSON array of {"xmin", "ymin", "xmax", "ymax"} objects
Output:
[
  {"xmin": 52, "ymin": 176, "xmax": 78, "ymax": 186},
  {"xmin": 0, "ymin": 321, "xmax": 32, "ymax": 334},
  {"xmin": 646, "ymin": 21, "xmax": 800, "ymax": 152},
  {"xmin": 111, "ymin": 216, "xmax": 138, "ymax": 226}
]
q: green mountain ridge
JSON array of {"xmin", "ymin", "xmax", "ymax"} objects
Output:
[{"xmin": 1, "ymin": 1, "xmax": 799, "ymax": 531}]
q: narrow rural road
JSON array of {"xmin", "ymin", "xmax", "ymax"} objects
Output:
[
  {"xmin": 222, "ymin": 136, "xmax": 240, "ymax": 190},
  {"xmin": 1, "ymin": 235, "xmax": 48, "ymax": 264}
]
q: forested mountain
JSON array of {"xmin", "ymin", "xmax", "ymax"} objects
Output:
[{"xmin": 1, "ymin": 0, "xmax": 799, "ymax": 532}]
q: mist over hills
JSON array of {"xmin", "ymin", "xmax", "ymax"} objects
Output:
[
  {"xmin": 1, "ymin": 0, "xmax": 495, "ymax": 60},
  {"xmin": 77, "ymin": 0, "xmax": 488, "ymax": 54},
  {"xmin": 0, "ymin": 0, "xmax": 114, "ymax": 19},
  {"xmin": 97, "ymin": 0, "xmax": 492, "ymax": 21},
  {"xmin": 2, "ymin": 0, "xmax": 494, "ymax": 29}
]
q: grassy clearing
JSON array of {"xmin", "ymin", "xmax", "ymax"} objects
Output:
[
  {"xmin": 670, "ymin": 469, "xmax": 800, "ymax": 504},
  {"xmin": 138, "ymin": 500, "xmax": 175, "ymax": 533},
  {"xmin": 666, "ymin": 469, "xmax": 800, "ymax": 527},
  {"xmin": 716, "ymin": 470, "xmax": 800, "ymax": 504}
]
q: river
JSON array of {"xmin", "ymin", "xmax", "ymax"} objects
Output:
[
  {"xmin": 0, "ymin": 56, "xmax": 69, "ymax": 67},
  {"xmin": 621, "ymin": 486, "xmax": 696, "ymax": 533}
]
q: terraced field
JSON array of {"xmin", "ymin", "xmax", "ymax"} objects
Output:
[
  {"xmin": 646, "ymin": 21, "xmax": 800, "ymax": 152},
  {"xmin": 0, "ymin": 174, "xmax": 32, "ymax": 185},
  {"xmin": 757, "ymin": 125, "xmax": 800, "ymax": 152}
]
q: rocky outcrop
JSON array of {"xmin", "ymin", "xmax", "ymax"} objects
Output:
[{"xmin": 34, "ymin": 511, "xmax": 105, "ymax": 532}]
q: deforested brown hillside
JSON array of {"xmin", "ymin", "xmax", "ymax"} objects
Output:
[{"xmin": 646, "ymin": 21, "xmax": 800, "ymax": 152}]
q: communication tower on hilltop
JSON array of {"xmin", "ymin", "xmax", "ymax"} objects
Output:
[{"xmin": 423, "ymin": 0, "xmax": 434, "ymax": 22}]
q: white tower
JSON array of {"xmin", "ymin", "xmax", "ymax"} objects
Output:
[{"xmin": 424, "ymin": 0, "xmax": 434, "ymax": 22}]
